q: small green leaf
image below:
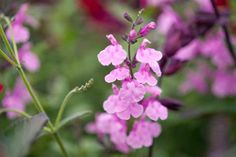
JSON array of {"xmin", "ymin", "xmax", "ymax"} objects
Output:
[
  {"xmin": 3, "ymin": 113, "xmax": 48, "ymax": 157},
  {"xmin": 57, "ymin": 111, "xmax": 90, "ymax": 130}
]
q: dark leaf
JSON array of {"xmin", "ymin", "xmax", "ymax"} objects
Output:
[{"xmin": 3, "ymin": 113, "xmax": 48, "ymax": 157}]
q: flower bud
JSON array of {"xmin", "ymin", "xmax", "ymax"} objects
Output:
[
  {"xmin": 159, "ymin": 98, "xmax": 183, "ymax": 111},
  {"xmin": 139, "ymin": 22, "xmax": 157, "ymax": 37},
  {"xmin": 123, "ymin": 12, "xmax": 133, "ymax": 23}
]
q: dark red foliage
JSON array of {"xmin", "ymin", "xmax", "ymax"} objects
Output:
[
  {"xmin": 0, "ymin": 83, "xmax": 4, "ymax": 93},
  {"xmin": 77, "ymin": 0, "xmax": 126, "ymax": 33}
]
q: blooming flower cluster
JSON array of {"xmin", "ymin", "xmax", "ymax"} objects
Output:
[
  {"xmin": 154, "ymin": 0, "xmax": 236, "ymax": 98},
  {"xmin": 87, "ymin": 14, "xmax": 168, "ymax": 153},
  {"xmin": 2, "ymin": 3, "xmax": 39, "ymax": 118}
]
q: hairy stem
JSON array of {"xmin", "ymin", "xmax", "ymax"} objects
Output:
[{"xmin": 55, "ymin": 79, "xmax": 93, "ymax": 128}]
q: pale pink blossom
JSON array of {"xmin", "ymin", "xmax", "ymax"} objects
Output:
[
  {"xmin": 127, "ymin": 120, "xmax": 161, "ymax": 149},
  {"xmin": 145, "ymin": 99, "xmax": 168, "ymax": 121},
  {"xmin": 98, "ymin": 34, "xmax": 127, "ymax": 66},
  {"xmin": 136, "ymin": 39, "xmax": 162, "ymax": 76},
  {"xmin": 134, "ymin": 64, "xmax": 157, "ymax": 86},
  {"xmin": 18, "ymin": 43, "xmax": 40, "ymax": 72},
  {"xmin": 116, "ymin": 103, "xmax": 143, "ymax": 120},
  {"xmin": 105, "ymin": 66, "xmax": 130, "ymax": 83}
]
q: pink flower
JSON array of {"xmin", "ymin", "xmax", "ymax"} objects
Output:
[
  {"xmin": 18, "ymin": 43, "xmax": 40, "ymax": 72},
  {"xmin": 212, "ymin": 70, "xmax": 236, "ymax": 97},
  {"xmin": 2, "ymin": 77, "xmax": 31, "ymax": 119},
  {"xmin": 2, "ymin": 93, "xmax": 25, "ymax": 119},
  {"xmin": 134, "ymin": 64, "xmax": 157, "ymax": 86},
  {"xmin": 174, "ymin": 40, "xmax": 200, "ymax": 61},
  {"xmin": 116, "ymin": 103, "xmax": 143, "ymax": 120},
  {"xmin": 200, "ymin": 33, "xmax": 233, "ymax": 69},
  {"xmin": 129, "ymin": 29, "xmax": 137, "ymax": 42},
  {"xmin": 6, "ymin": 4, "xmax": 30, "ymax": 43},
  {"xmin": 98, "ymin": 34, "xmax": 127, "ymax": 66},
  {"xmin": 127, "ymin": 120, "xmax": 161, "ymax": 149},
  {"xmin": 85, "ymin": 113, "xmax": 130, "ymax": 153},
  {"xmin": 194, "ymin": 0, "xmax": 213, "ymax": 12},
  {"xmin": 180, "ymin": 63, "xmax": 210, "ymax": 94},
  {"xmin": 157, "ymin": 6, "xmax": 180, "ymax": 35},
  {"xmin": 103, "ymin": 94, "xmax": 129, "ymax": 114},
  {"xmin": 140, "ymin": 22, "xmax": 157, "ymax": 37},
  {"xmin": 119, "ymin": 80, "xmax": 146, "ymax": 103},
  {"xmin": 146, "ymin": 86, "xmax": 162, "ymax": 97},
  {"xmin": 136, "ymin": 39, "xmax": 162, "ymax": 76},
  {"xmin": 6, "ymin": 25, "xmax": 30, "ymax": 43},
  {"xmin": 145, "ymin": 99, "xmax": 168, "ymax": 121},
  {"xmin": 105, "ymin": 66, "xmax": 130, "ymax": 83},
  {"xmin": 103, "ymin": 81, "xmax": 145, "ymax": 120},
  {"xmin": 140, "ymin": 0, "xmax": 175, "ymax": 7}
]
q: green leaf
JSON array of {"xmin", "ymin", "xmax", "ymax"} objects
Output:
[
  {"xmin": 3, "ymin": 113, "xmax": 48, "ymax": 157},
  {"xmin": 57, "ymin": 111, "xmax": 90, "ymax": 130}
]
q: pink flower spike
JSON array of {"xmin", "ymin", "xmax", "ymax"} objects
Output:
[
  {"xmin": 98, "ymin": 34, "xmax": 127, "ymax": 66},
  {"xmin": 140, "ymin": 22, "xmax": 157, "ymax": 37},
  {"xmin": 145, "ymin": 100, "xmax": 168, "ymax": 121},
  {"xmin": 134, "ymin": 64, "xmax": 157, "ymax": 86},
  {"xmin": 105, "ymin": 67, "xmax": 130, "ymax": 83}
]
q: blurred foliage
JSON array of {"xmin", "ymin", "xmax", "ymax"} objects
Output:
[{"xmin": 0, "ymin": 0, "xmax": 236, "ymax": 157}]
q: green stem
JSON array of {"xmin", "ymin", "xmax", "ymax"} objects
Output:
[
  {"xmin": 0, "ymin": 108, "xmax": 32, "ymax": 118},
  {"xmin": 127, "ymin": 43, "xmax": 134, "ymax": 78},
  {"xmin": 0, "ymin": 48, "xmax": 17, "ymax": 66},
  {"xmin": 53, "ymin": 132, "xmax": 70, "ymax": 157},
  {"xmin": 0, "ymin": 16, "xmax": 70, "ymax": 157},
  {"xmin": 4, "ymin": 17, "xmax": 20, "ymax": 64},
  {"xmin": 55, "ymin": 79, "xmax": 94, "ymax": 127},
  {"xmin": 0, "ymin": 23, "xmax": 16, "ymax": 60}
]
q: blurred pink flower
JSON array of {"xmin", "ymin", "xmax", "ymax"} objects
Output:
[
  {"xmin": 157, "ymin": 6, "xmax": 181, "ymax": 35},
  {"xmin": 85, "ymin": 113, "xmax": 130, "ymax": 153},
  {"xmin": 140, "ymin": 0, "xmax": 175, "ymax": 7},
  {"xmin": 194, "ymin": 0, "xmax": 213, "ymax": 12},
  {"xmin": 174, "ymin": 40, "xmax": 200, "ymax": 61},
  {"xmin": 139, "ymin": 22, "xmax": 157, "ymax": 37},
  {"xmin": 127, "ymin": 120, "xmax": 161, "ymax": 149},
  {"xmin": 6, "ymin": 3, "xmax": 37, "ymax": 43},
  {"xmin": 18, "ymin": 43, "xmax": 40, "ymax": 72},
  {"xmin": 144, "ymin": 99, "xmax": 168, "ymax": 121},
  {"xmin": 212, "ymin": 70, "xmax": 236, "ymax": 97},
  {"xmin": 98, "ymin": 34, "xmax": 127, "ymax": 66},
  {"xmin": 2, "ymin": 78, "xmax": 31, "ymax": 119}
]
